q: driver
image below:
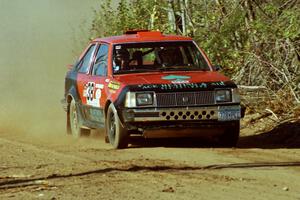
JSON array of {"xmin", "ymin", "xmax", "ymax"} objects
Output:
[
  {"xmin": 158, "ymin": 47, "xmax": 183, "ymax": 67},
  {"xmin": 158, "ymin": 48, "xmax": 173, "ymax": 67},
  {"xmin": 114, "ymin": 48, "xmax": 130, "ymax": 71}
]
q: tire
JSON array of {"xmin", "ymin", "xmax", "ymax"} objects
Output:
[
  {"xmin": 69, "ymin": 99, "xmax": 90, "ymax": 138},
  {"xmin": 219, "ymin": 121, "xmax": 240, "ymax": 147},
  {"xmin": 106, "ymin": 104, "xmax": 128, "ymax": 149}
]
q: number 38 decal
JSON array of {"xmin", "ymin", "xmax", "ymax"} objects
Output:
[{"xmin": 83, "ymin": 82, "xmax": 104, "ymax": 107}]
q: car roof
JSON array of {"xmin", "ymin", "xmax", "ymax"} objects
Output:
[{"xmin": 92, "ymin": 30, "xmax": 193, "ymax": 44}]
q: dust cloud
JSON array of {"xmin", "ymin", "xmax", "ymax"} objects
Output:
[{"xmin": 0, "ymin": 0, "xmax": 101, "ymax": 137}]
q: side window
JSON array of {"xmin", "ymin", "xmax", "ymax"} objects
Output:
[
  {"xmin": 92, "ymin": 44, "xmax": 109, "ymax": 76},
  {"xmin": 77, "ymin": 44, "xmax": 96, "ymax": 73}
]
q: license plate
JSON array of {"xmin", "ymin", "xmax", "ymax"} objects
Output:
[{"xmin": 218, "ymin": 106, "xmax": 241, "ymax": 121}]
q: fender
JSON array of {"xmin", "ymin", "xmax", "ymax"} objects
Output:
[
  {"xmin": 108, "ymin": 102, "xmax": 126, "ymax": 129},
  {"xmin": 67, "ymin": 85, "xmax": 80, "ymax": 103}
]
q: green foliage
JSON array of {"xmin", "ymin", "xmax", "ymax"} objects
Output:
[{"xmin": 90, "ymin": 0, "xmax": 170, "ymax": 38}]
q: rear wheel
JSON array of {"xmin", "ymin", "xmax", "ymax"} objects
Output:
[
  {"xmin": 106, "ymin": 104, "xmax": 128, "ymax": 149},
  {"xmin": 69, "ymin": 99, "xmax": 90, "ymax": 138},
  {"xmin": 219, "ymin": 121, "xmax": 240, "ymax": 147}
]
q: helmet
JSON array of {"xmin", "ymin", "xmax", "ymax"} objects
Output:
[
  {"xmin": 114, "ymin": 48, "xmax": 130, "ymax": 62},
  {"xmin": 158, "ymin": 47, "xmax": 182, "ymax": 67}
]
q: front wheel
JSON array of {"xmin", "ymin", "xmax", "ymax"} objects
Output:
[
  {"xmin": 106, "ymin": 104, "xmax": 128, "ymax": 149},
  {"xmin": 69, "ymin": 99, "xmax": 90, "ymax": 138}
]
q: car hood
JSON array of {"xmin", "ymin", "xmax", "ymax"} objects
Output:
[{"xmin": 114, "ymin": 71, "xmax": 230, "ymax": 85}]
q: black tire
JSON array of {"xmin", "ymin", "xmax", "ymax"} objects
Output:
[
  {"xmin": 106, "ymin": 104, "xmax": 128, "ymax": 149},
  {"xmin": 69, "ymin": 99, "xmax": 90, "ymax": 138},
  {"xmin": 219, "ymin": 121, "xmax": 240, "ymax": 147}
]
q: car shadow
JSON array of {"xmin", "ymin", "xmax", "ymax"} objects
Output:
[
  {"xmin": 128, "ymin": 121, "xmax": 300, "ymax": 149},
  {"xmin": 129, "ymin": 136, "xmax": 216, "ymax": 148},
  {"xmin": 238, "ymin": 121, "xmax": 300, "ymax": 149}
]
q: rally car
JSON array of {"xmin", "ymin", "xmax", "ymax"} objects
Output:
[{"xmin": 62, "ymin": 30, "xmax": 244, "ymax": 149}]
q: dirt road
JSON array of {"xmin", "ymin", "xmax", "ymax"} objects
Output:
[{"xmin": 1, "ymin": 120, "xmax": 300, "ymax": 200}]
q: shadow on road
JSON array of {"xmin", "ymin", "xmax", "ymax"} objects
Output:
[
  {"xmin": 129, "ymin": 136, "xmax": 216, "ymax": 148},
  {"xmin": 128, "ymin": 121, "xmax": 300, "ymax": 149},
  {"xmin": 238, "ymin": 121, "xmax": 300, "ymax": 149}
]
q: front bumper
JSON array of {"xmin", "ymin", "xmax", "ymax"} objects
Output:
[
  {"xmin": 122, "ymin": 105, "xmax": 241, "ymax": 123},
  {"xmin": 121, "ymin": 105, "xmax": 241, "ymax": 138}
]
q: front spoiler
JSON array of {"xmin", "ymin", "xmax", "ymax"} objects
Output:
[{"xmin": 126, "ymin": 120, "xmax": 238, "ymax": 138}]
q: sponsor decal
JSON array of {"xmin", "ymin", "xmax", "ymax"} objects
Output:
[
  {"xmin": 211, "ymin": 81, "xmax": 225, "ymax": 86},
  {"xmin": 137, "ymin": 81, "xmax": 232, "ymax": 90},
  {"xmin": 108, "ymin": 81, "xmax": 121, "ymax": 90},
  {"xmin": 162, "ymin": 75, "xmax": 191, "ymax": 84},
  {"xmin": 83, "ymin": 82, "xmax": 104, "ymax": 107},
  {"xmin": 171, "ymin": 80, "xmax": 190, "ymax": 84}
]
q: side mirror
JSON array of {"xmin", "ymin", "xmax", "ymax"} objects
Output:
[{"xmin": 213, "ymin": 65, "xmax": 222, "ymax": 71}]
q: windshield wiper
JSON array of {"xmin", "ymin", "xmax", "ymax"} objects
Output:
[
  {"xmin": 114, "ymin": 68, "xmax": 157, "ymax": 74},
  {"xmin": 157, "ymin": 66, "xmax": 202, "ymax": 71}
]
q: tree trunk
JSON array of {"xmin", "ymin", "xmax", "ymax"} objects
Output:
[
  {"xmin": 149, "ymin": 0, "xmax": 158, "ymax": 30},
  {"xmin": 167, "ymin": 0, "xmax": 176, "ymax": 32},
  {"xmin": 179, "ymin": 0, "xmax": 186, "ymax": 35}
]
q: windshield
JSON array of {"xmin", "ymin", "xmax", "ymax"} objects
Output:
[{"xmin": 112, "ymin": 41, "xmax": 210, "ymax": 74}]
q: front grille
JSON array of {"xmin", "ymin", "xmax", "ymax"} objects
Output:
[
  {"xmin": 156, "ymin": 93, "xmax": 176, "ymax": 107},
  {"xmin": 156, "ymin": 91, "xmax": 215, "ymax": 107}
]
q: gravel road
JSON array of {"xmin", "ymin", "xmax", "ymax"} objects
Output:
[{"xmin": 1, "ymin": 119, "xmax": 300, "ymax": 200}]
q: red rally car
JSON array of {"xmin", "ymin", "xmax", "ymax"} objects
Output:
[{"xmin": 62, "ymin": 30, "xmax": 245, "ymax": 149}]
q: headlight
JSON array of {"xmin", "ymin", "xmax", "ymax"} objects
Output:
[
  {"xmin": 215, "ymin": 89, "xmax": 231, "ymax": 103},
  {"xmin": 136, "ymin": 93, "xmax": 153, "ymax": 106},
  {"xmin": 125, "ymin": 92, "xmax": 155, "ymax": 107}
]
